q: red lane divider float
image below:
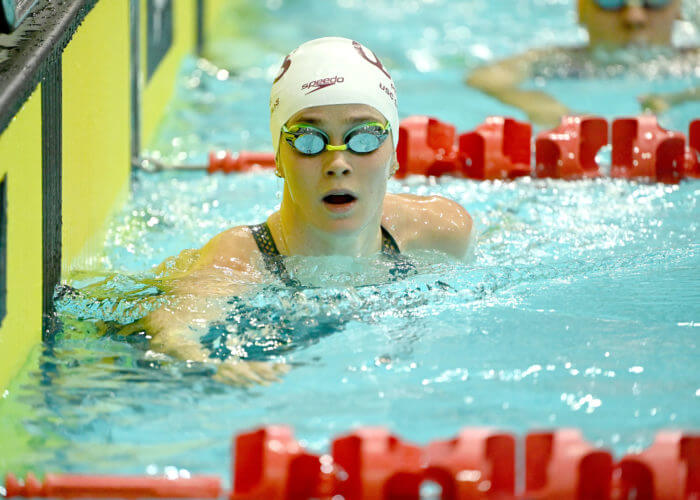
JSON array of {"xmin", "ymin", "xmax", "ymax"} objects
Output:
[
  {"xmin": 525, "ymin": 429, "xmax": 613, "ymax": 499},
  {"xmin": 5, "ymin": 427, "xmax": 699, "ymax": 499},
  {"xmin": 610, "ymin": 115, "xmax": 687, "ymax": 184},
  {"xmin": 535, "ymin": 116, "xmax": 607, "ymax": 180},
  {"xmin": 395, "ymin": 115, "xmax": 531, "ymax": 180},
  {"xmin": 615, "ymin": 432, "xmax": 700, "ymax": 500},
  {"xmin": 686, "ymin": 118, "xmax": 700, "ymax": 179},
  {"xmin": 231, "ymin": 426, "xmax": 332, "ymax": 500},
  {"xmin": 206, "ymin": 116, "xmax": 700, "ymax": 184},
  {"xmin": 396, "ymin": 115, "xmax": 460, "ymax": 178},
  {"xmin": 208, "ymin": 150, "xmax": 276, "ymax": 174},
  {"xmin": 331, "ymin": 428, "xmax": 424, "ymax": 499},
  {"xmin": 423, "ymin": 428, "xmax": 515, "ymax": 499},
  {"xmin": 4, "ymin": 473, "xmax": 222, "ymax": 498},
  {"xmin": 460, "ymin": 116, "xmax": 531, "ymax": 180}
]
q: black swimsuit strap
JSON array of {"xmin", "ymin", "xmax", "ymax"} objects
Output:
[
  {"xmin": 251, "ymin": 222, "xmax": 402, "ymax": 257},
  {"xmin": 380, "ymin": 226, "xmax": 417, "ymax": 278},
  {"xmin": 380, "ymin": 226, "xmax": 401, "ymax": 256},
  {"xmin": 248, "ymin": 223, "xmax": 300, "ymax": 287},
  {"xmin": 249, "ymin": 222, "xmax": 281, "ymax": 256},
  {"xmin": 248, "ymin": 222, "xmax": 415, "ymax": 284}
]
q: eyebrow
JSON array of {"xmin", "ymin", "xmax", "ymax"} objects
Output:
[{"xmin": 290, "ymin": 115, "xmax": 383, "ymax": 126}]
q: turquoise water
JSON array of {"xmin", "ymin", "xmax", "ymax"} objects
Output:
[{"xmin": 3, "ymin": 0, "xmax": 700, "ymax": 486}]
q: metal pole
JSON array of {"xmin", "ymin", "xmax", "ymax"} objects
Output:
[
  {"xmin": 130, "ymin": 0, "xmax": 142, "ymax": 165},
  {"xmin": 196, "ymin": 0, "xmax": 204, "ymax": 57}
]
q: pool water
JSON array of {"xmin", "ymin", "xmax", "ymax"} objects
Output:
[{"xmin": 2, "ymin": 0, "xmax": 699, "ymax": 485}]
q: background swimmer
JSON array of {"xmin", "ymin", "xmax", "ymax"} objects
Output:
[
  {"xmin": 144, "ymin": 37, "xmax": 473, "ymax": 385},
  {"xmin": 466, "ymin": 0, "xmax": 699, "ymax": 126}
]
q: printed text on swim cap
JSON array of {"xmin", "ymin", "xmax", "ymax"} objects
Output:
[
  {"xmin": 301, "ymin": 76, "xmax": 345, "ymax": 94},
  {"xmin": 379, "ymin": 82, "xmax": 397, "ymax": 107}
]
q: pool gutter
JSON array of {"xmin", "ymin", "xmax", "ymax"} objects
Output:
[{"xmin": 0, "ymin": 0, "xmax": 99, "ymax": 137}]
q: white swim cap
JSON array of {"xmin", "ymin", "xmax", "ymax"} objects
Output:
[{"xmin": 270, "ymin": 37, "xmax": 399, "ymax": 154}]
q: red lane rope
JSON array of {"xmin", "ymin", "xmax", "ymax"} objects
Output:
[
  {"xmin": 6, "ymin": 426, "xmax": 699, "ymax": 499},
  {"xmin": 208, "ymin": 116, "xmax": 700, "ymax": 184}
]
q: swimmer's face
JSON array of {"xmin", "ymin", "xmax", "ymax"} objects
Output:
[
  {"xmin": 278, "ymin": 103, "xmax": 397, "ymax": 235},
  {"xmin": 578, "ymin": 0, "xmax": 681, "ymax": 46}
]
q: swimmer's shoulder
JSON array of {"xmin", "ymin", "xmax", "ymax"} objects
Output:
[
  {"xmin": 152, "ymin": 226, "xmax": 263, "ymax": 296},
  {"xmin": 382, "ymin": 193, "xmax": 473, "ymax": 259},
  {"xmin": 195, "ymin": 225, "xmax": 263, "ymax": 273}
]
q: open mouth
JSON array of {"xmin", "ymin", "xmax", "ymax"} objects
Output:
[
  {"xmin": 322, "ymin": 193, "xmax": 357, "ymax": 205},
  {"xmin": 322, "ymin": 191, "xmax": 358, "ymax": 213}
]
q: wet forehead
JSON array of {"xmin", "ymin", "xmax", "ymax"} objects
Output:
[{"xmin": 287, "ymin": 104, "xmax": 385, "ymax": 127}]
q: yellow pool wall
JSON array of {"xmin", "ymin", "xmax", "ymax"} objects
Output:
[
  {"xmin": 62, "ymin": 0, "xmax": 131, "ymax": 274},
  {"xmin": 0, "ymin": 89, "xmax": 43, "ymax": 391},
  {"xmin": 0, "ymin": 0, "xmax": 225, "ymax": 391}
]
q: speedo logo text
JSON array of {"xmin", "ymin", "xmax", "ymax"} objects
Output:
[{"xmin": 301, "ymin": 75, "xmax": 345, "ymax": 94}]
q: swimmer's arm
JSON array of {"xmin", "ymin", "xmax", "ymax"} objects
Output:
[
  {"xmin": 144, "ymin": 227, "xmax": 281, "ymax": 377},
  {"xmin": 146, "ymin": 300, "xmax": 213, "ymax": 363},
  {"xmin": 144, "ymin": 272, "xmax": 244, "ymax": 358},
  {"xmin": 466, "ymin": 48, "xmax": 570, "ymax": 127},
  {"xmin": 639, "ymin": 85, "xmax": 700, "ymax": 114},
  {"xmin": 145, "ymin": 284, "xmax": 287, "ymax": 385},
  {"xmin": 466, "ymin": 50, "xmax": 539, "ymax": 91},
  {"xmin": 146, "ymin": 301, "xmax": 287, "ymax": 386},
  {"xmin": 146, "ymin": 227, "xmax": 257, "ymax": 336}
]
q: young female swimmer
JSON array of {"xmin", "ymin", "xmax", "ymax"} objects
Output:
[{"xmin": 145, "ymin": 37, "xmax": 473, "ymax": 385}]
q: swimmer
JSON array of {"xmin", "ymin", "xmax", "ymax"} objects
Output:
[
  {"xmin": 145, "ymin": 37, "xmax": 473, "ymax": 386},
  {"xmin": 465, "ymin": 0, "xmax": 699, "ymax": 126}
]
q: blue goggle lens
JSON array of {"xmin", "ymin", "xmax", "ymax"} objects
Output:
[
  {"xmin": 594, "ymin": 0, "xmax": 671, "ymax": 9},
  {"xmin": 346, "ymin": 128, "xmax": 384, "ymax": 153},
  {"xmin": 595, "ymin": 0, "xmax": 625, "ymax": 8},
  {"xmin": 644, "ymin": 0, "xmax": 671, "ymax": 8},
  {"xmin": 293, "ymin": 133, "xmax": 326, "ymax": 155}
]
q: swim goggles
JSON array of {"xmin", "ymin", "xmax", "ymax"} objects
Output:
[
  {"xmin": 594, "ymin": 0, "xmax": 672, "ymax": 10},
  {"xmin": 282, "ymin": 121, "xmax": 391, "ymax": 156}
]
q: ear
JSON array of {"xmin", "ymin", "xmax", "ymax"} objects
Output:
[
  {"xmin": 577, "ymin": 0, "xmax": 589, "ymax": 25},
  {"xmin": 388, "ymin": 154, "xmax": 399, "ymax": 178},
  {"xmin": 275, "ymin": 151, "xmax": 285, "ymax": 178}
]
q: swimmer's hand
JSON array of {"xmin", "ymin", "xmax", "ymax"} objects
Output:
[
  {"xmin": 639, "ymin": 93, "xmax": 670, "ymax": 114},
  {"xmin": 143, "ymin": 309, "xmax": 290, "ymax": 387},
  {"xmin": 639, "ymin": 87, "xmax": 700, "ymax": 115},
  {"xmin": 213, "ymin": 358, "xmax": 290, "ymax": 387}
]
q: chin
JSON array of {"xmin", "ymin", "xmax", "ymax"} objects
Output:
[
  {"xmin": 315, "ymin": 212, "xmax": 367, "ymax": 235},
  {"xmin": 624, "ymin": 29, "xmax": 670, "ymax": 46},
  {"xmin": 320, "ymin": 218, "xmax": 364, "ymax": 235},
  {"xmin": 627, "ymin": 34, "xmax": 654, "ymax": 45}
]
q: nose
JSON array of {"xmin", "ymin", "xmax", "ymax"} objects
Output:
[
  {"xmin": 323, "ymin": 151, "xmax": 353, "ymax": 177},
  {"xmin": 623, "ymin": 5, "xmax": 648, "ymax": 29}
]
